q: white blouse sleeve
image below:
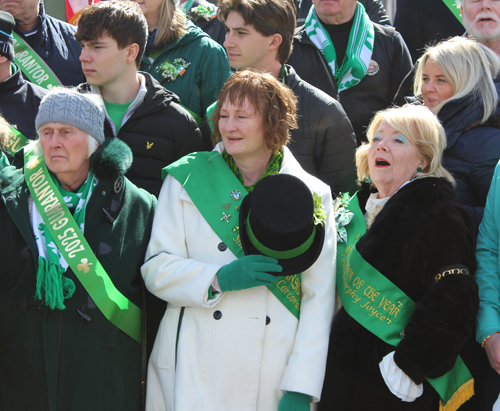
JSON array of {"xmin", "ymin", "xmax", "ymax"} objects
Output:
[{"xmin": 379, "ymin": 351, "xmax": 423, "ymax": 402}]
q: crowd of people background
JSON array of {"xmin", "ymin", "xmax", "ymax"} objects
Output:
[{"xmin": 1, "ymin": 0, "xmax": 500, "ymax": 410}]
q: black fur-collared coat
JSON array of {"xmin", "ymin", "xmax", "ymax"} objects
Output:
[{"xmin": 319, "ymin": 178, "xmax": 479, "ymax": 411}]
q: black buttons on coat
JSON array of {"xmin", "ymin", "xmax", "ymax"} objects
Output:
[
  {"xmin": 218, "ymin": 242, "xmax": 227, "ymax": 251},
  {"xmin": 19, "ymin": 246, "xmax": 30, "ymax": 258},
  {"xmin": 212, "ymin": 311, "xmax": 270, "ymax": 323}
]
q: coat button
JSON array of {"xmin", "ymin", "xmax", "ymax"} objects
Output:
[
  {"xmin": 213, "ymin": 310, "xmax": 222, "ymax": 320},
  {"xmin": 218, "ymin": 242, "xmax": 227, "ymax": 251},
  {"xmin": 20, "ymin": 246, "xmax": 30, "ymax": 258},
  {"xmin": 114, "ymin": 176, "xmax": 124, "ymax": 193},
  {"xmin": 266, "ymin": 316, "xmax": 271, "ymax": 325}
]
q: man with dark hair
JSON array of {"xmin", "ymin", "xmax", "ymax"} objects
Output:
[
  {"xmin": 218, "ymin": 0, "xmax": 358, "ymax": 195},
  {"xmin": 288, "ymin": 0, "xmax": 412, "ymax": 144},
  {"xmin": 0, "ymin": 10, "xmax": 46, "ymax": 142},
  {"xmin": 75, "ymin": 0, "xmax": 206, "ymax": 198},
  {"xmin": 0, "ymin": 0, "xmax": 84, "ymax": 86}
]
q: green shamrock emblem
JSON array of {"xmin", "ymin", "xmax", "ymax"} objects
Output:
[{"xmin": 77, "ymin": 258, "xmax": 93, "ymax": 273}]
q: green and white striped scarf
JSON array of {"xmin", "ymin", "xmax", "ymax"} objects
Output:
[
  {"xmin": 32, "ymin": 171, "xmax": 98, "ymax": 309},
  {"xmin": 305, "ymin": 2, "xmax": 374, "ymax": 92}
]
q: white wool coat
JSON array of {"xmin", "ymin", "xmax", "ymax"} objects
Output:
[{"xmin": 141, "ymin": 144, "xmax": 336, "ymax": 411}]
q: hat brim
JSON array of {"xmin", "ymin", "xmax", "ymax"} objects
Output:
[{"xmin": 239, "ymin": 193, "xmax": 325, "ymax": 276}]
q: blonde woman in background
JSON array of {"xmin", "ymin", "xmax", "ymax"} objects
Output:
[
  {"xmin": 413, "ymin": 36, "xmax": 500, "ymax": 227},
  {"xmin": 133, "ymin": 0, "xmax": 231, "ymax": 125}
]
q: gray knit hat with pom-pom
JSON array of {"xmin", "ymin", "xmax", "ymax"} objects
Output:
[{"xmin": 36, "ymin": 88, "xmax": 105, "ymax": 145}]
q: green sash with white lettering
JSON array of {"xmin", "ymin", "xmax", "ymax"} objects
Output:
[
  {"xmin": 5, "ymin": 125, "xmax": 29, "ymax": 156},
  {"xmin": 24, "ymin": 147, "xmax": 142, "ymax": 343},
  {"xmin": 164, "ymin": 151, "xmax": 301, "ymax": 319},
  {"xmin": 337, "ymin": 192, "xmax": 473, "ymax": 411},
  {"xmin": 442, "ymin": 0, "xmax": 464, "ymax": 27},
  {"xmin": 13, "ymin": 32, "xmax": 61, "ymax": 89}
]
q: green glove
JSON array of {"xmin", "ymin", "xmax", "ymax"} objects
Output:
[
  {"xmin": 217, "ymin": 255, "xmax": 282, "ymax": 292},
  {"xmin": 278, "ymin": 391, "xmax": 311, "ymax": 411}
]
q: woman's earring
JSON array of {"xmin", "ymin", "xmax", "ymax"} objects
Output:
[
  {"xmin": 365, "ymin": 175, "xmax": 372, "ymax": 184},
  {"xmin": 411, "ymin": 167, "xmax": 423, "ymax": 181}
]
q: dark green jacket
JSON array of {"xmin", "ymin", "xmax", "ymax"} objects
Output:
[
  {"xmin": 0, "ymin": 138, "xmax": 156, "ymax": 411},
  {"xmin": 141, "ymin": 21, "xmax": 231, "ymax": 119}
]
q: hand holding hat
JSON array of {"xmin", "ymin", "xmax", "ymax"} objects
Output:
[
  {"xmin": 240, "ymin": 174, "xmax": 326, "ymax": 276},
  {"xmin": 217, "ymin": 255, "xmax": 282, "ymax": 292}
]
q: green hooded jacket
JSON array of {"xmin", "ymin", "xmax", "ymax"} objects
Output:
[{"xmin": 141, "ymin": 21, "xmax": 231, "ymax": 120}]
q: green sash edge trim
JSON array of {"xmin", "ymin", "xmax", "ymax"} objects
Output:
[
  {"xmin": 179, "ymin": 103, "xmax": 203, "ymax": 126},
  {"xmin": 6, "ymin": 125, "xmax": 29, "ymax": 156},
  {"xmin": 442, "ymin": 0, "xmax": 464, "ymax": 27},
  {"xmin": 24, "ymin": 147, "xmax": 142, "ymax": 344},
  {"xmin": 337, "ymin": 192, "xmax": 473, "ymax": 409},
  {"xmin": 206, "ymin": 101, "xmax": 216, "ymax": 133},
  {"xmin": 13, "ymin": 32, "xmax": 62, "ymax": 89},
  {"xmin": 245, "ymin": 212, "xmax": 316, "ymax": 260},
  {"xmin": 164, "ymin": 151, "xmax": 301, "ymax": 319}
]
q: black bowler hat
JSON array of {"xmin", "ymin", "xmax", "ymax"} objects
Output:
[
  {"xmin": 0, "ymin": 11, "xmax": 14, "ymax": 61},
  {"xmin": 239, "ymin": 174, "xmax": 325, "ymax": 276}
]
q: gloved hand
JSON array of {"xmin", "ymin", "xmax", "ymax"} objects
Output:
[
  {"xmin": 217, "ymin": 255, "xmax": 282, "ymax": 292},
  {"xmin": 278, "ymin": 391, "xmax": 311, "ymax": 411}
]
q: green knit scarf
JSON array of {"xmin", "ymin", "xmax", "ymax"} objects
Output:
[
  {"xmin": 32, "ymin": 171, "xmax": 97, "ymax": 309},
  {"xmin": 304, "ymin": 2, "xmax": 374, "ymax": 92},
  {"xmin": 222, "ymin": 150, "xmax": 283, "ymax": 193}
]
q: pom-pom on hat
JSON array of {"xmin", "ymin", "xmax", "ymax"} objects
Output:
[
  {"xmin": 35, "ymin": 88, "xmax": 105, "ymax": 145},
  {"xmin": 0, "ymin": 11, "xmax": 15, "ymax": 61},
  {"xmin": 239, "ymin": 174, "xmax": 325, "ymax": 276}
]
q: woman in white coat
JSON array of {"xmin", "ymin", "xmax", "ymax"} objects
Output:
[{"xmin": 141, "ymin": 70, "xmax": 336, "ymax": 411}]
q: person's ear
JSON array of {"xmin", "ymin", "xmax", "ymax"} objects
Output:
[
  {"xmin": 269, "ymin": 33, "xmax": 283, "ymax": 51},
  {"xmin": 126, "ymin": 43, "xmax": 140, "ymax": 64},
  {"xmin": 420, "ymin": 158, "xmax": 430, "ymax": 172}
]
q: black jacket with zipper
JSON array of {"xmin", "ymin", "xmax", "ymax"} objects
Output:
[
  {"xmin": 284, "ymin": 64, "xmax": 358, "ymax": 195},
  {"xmin": 78, "ymin": 72, "xmax": 206, "ymax": 198},
  {"xmin": 287, "ymin": 22, "xmax": 412, "ymax": 144}
]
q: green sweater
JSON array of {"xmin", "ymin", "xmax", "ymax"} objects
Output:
[{"xmin": 141, "ymin": 22, "xmax": 231, "ymax": 119}]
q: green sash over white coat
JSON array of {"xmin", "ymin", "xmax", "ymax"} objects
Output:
[{"xmin": 164, "ymin": 151, "xmax": 301, "ymax": 319}]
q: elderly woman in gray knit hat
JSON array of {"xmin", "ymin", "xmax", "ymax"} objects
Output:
[{"xmin": 0, "ymin": 87, "xmax": 156, "ymax": 411}]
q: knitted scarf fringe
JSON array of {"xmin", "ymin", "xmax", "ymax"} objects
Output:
[{"xmin": 35, "ymin": 256, "xmax": 76, "ymax": 310}]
